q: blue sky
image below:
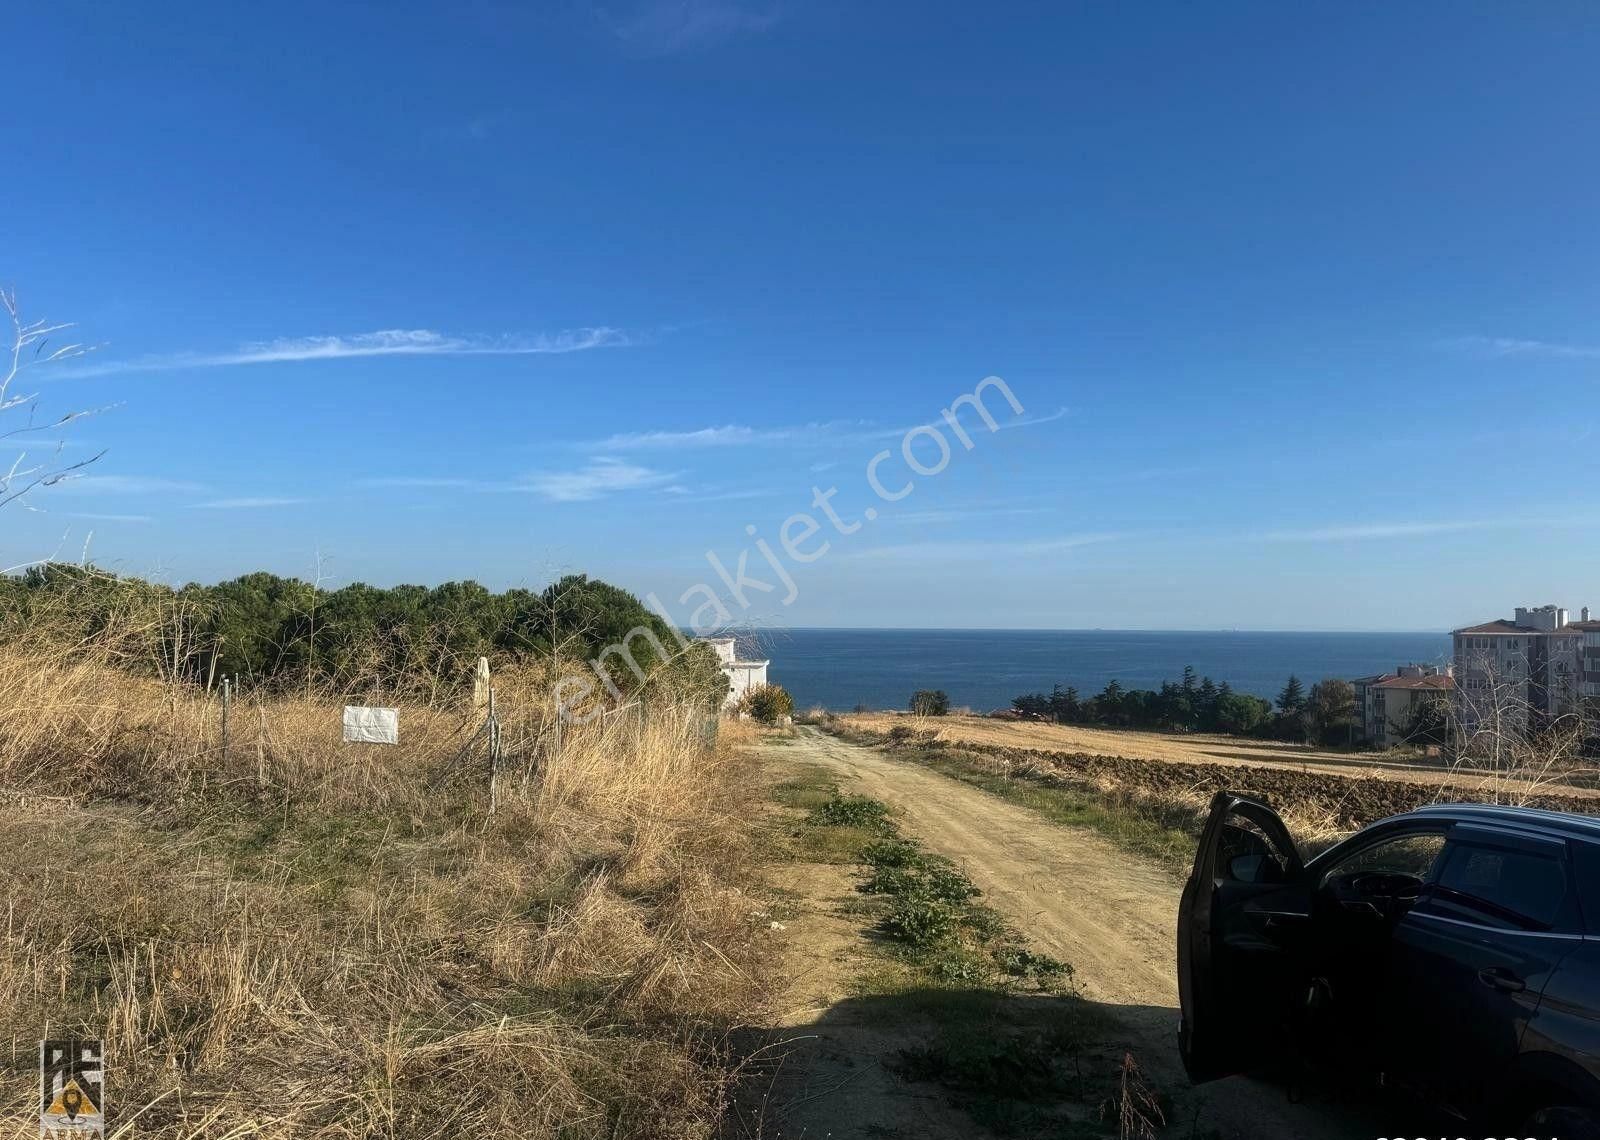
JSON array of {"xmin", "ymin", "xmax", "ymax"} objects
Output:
[{"xmin": 5, "ymin": 1, "xmax": 1599, "ymax": 631}]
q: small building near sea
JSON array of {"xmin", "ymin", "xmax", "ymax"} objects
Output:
[
  {"xmin": 1352, "ymin": 664, "xmax": 1454, "ymax": 748},
  {"xmin": 697, "ymin": 636, "xmax": 770, "ymax": 710}
]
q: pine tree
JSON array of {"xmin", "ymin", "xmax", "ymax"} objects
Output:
[{"xmin": 1277, "ymin": 674, "xmax": 1306, "ymax": 714}]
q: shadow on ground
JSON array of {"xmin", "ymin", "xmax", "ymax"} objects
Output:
[{"xmin": 733, "ymin": 988, "xmax": 1455, "ymax": 1140}]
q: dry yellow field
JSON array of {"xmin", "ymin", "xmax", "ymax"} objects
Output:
[{"xmin": 836, "ymin": 712, "xmax": 1600, "ymax": 801}]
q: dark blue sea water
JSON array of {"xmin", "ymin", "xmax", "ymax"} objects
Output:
[{"xmin": 738, "ymin": 628, "xmax": 1452, "ymax": 713}]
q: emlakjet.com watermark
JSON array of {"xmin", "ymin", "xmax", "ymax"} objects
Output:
[{"xmin": 557, "ymin": 376, "xmax": 1026, "ymax": 721}]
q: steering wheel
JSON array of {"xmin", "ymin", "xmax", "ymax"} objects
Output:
[
  {"xmin": 1329, "ymin": 871, "xmax": 1424, "ymax": 920},
  {"xmin": 1345, "ymin": 872, "xmax": 1424, "ymax": 900}
]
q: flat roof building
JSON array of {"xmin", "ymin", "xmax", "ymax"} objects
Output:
[{"xmin": 697, "ymin": 636, "xmax": 771, "ymax": 710}]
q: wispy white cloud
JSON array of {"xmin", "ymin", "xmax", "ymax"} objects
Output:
[
  {"xmin": 606, "ymin": 0, "xmax": 780, "ymax": 56},
  {"xmin": 53, "ymin": 474, "xmax": 207, "ymax": 495},
  {"xmin": 1448, "ymin": 336, "xmax": 1600, "ymax": 360},
  {"xmin": 64, "ymin": 327, "xmax": 630, "ymax": 379},
  {"xmin": 662, "ymin": 485, "xmax": 778, "ymax": 503},
  {"xmin": 355, "ymin": 476, "xmax": 485, "ymax": 490},
  {"xmin": 892, "ymin": 405, "xmax": 1069, "ymax": 438},
  {"xmin": 595, "ymin": 406, "xmax": 1067, "ymax": 452},
  {"xmin": 844, "ymin": 533, "xmax": 1128, "ymax": 562},
  {"xmin": 188, "ymin": 497, "xmax": 306, "ymax": 510},
  {"xmin": 887, "ymin": 505, "xmax": 1055, "ymax": 525},
  {"xmin": 595, "ymin": 422, "xmax": 855, "ymax": 450},
  {"xmin": 1254, "ymin": 520, "xmax": 1499, "ymax": 542},
  {"xmin": 518, "ymin": 458, "xmax": 676, "ymax": 502},
  {"xmin": 25, "ymin": 510, "xmax": 154, "ymax": 523}
]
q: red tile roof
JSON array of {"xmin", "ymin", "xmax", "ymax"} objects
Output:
[
  {"xmin": 1375, "ymin": 674, "xmax": 1454, "ymax": 691},
  {"xmin": 1453, "ymin": 620, "xmax": 1525, "ymax": 635},
  {"xmin": 1454, "ymin": 619, "xmax": 1600, "ymax": 635}
]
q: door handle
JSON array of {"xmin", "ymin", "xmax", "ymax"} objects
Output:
[{"xmin": 1477, "ymin": 967, "xmax": 1526, "ymax": 994}]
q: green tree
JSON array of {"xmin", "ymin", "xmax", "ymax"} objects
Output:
[
  {"xmin": 1307, "ymin": 678, "xmax": 1357, "ymax": 745},
  {"xmin": 1390, "ymin": 695, "xmax": 1450, "ymax": 749},
  {"xmin": 1276, "ymin": 675, "xmax": 1306, "ymax": 714},
  {"xmin": 1215, "ymin": 691, "xmax": 1271, "ymax": 734},
  {"xmin": 741, "ymin": 683, "xmax": 795, "ymax": 724},
  {"xmin": 909, "ymin": 689, "xmax": 950, "ymax": 716}
]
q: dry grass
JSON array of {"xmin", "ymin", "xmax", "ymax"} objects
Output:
[{"xmin": 0, "ymin": 640, "xmax": 768, "ymax": 1139}]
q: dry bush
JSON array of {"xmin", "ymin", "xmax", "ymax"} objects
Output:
[{"xmin": 0, "ymin": 632, "xmax": 765, "ymax": 1139}]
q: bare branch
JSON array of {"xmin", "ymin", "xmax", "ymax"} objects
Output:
[{"xmin": 0, "ymin": 285, "xmax": 105, "ymax": 510}]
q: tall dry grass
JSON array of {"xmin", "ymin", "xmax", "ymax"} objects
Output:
[{"xmin": 0, "ymin": 635, "xmax": 766, "ymax": 1139}]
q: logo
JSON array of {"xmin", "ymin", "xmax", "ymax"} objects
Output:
[{"xmin": 39, "ymin": 1040, "xmax": 104, "ymax": 1139}]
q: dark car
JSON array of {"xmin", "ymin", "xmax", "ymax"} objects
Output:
[{"xmin": 1178, "ymin": 790, "xmax": 1600, "ymax": 1136}]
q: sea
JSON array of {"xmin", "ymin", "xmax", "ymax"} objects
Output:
[{"xmin": 733, "ymin": 628, "xmax": 1453, "ymax": 713}]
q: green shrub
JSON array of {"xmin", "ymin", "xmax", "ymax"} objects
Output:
[
  {"xmin": 861, "ymin": 837, "xmax": 922, "ymax": 868},
  {"xmin": 995, "ymin": 946, "xmax": 1072, "ymax": 981},
  {"xmin": 809, "ymin": 795, "xmax": 890, "ymax": 829},
  {"xmin": 927, "ymin": 946, "xmax": 990, "ymax": 984},
  {"xmin": 920, "ymin": 864, "xmax": 980, "ymax": 904},
  {"xmin": 861, "ymin": 864, "xmax": 922, "ymax": 895},
  {"xmin": 740, "ymin": 683, "xmax": 795, "ymax": 724},
  {"xmin": 909, "ymin": 689, "xmax": 950, "ymax": 716},
  {"xmin": 880, "ymin": 895, "xmax": 958, "ymax": 948}
]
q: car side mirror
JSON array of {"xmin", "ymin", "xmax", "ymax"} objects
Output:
[{"xmin": 1229, "ymin": 853, "xmax": 1281, "ymax": 884}]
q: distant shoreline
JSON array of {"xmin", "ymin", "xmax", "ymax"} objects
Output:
[{"xmin": 747, "ymin": 627, "xmax": 1453, "ymax": 712}]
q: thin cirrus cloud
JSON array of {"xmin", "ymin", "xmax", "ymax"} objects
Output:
[
  {"xmin": 606, "ymin": 0, "xmax": 780, "ymax": 56},
  {"xmin": 594, "ymin": 407, "xmax": 1069, "ymax": 452},
  {"xmin": 52, "ymin": 474, "xmax": 207, "ymax": 495},
  {"xmin": 1448, "ymin": 336, "xmax": 1600, "ymax": 360},
  {"xmin": 520, "ymin": 458, "xmax": 676, "ymax": 502},
  {"xmin": 844, "ymin": 533, "xmax": 1128, "ymax": 562},
  {"xmin": 187, "ymin": 497, "xmax": 307, "ymax": 510},
  {"xmin": 356, "ymin": 476, "xmax": 486, "ymax": 490},
  {"xmin": 593, "ymin": 422, "xmax": 855, "ymax": 450},
  {"xmin": 356, "ymin": 462, "xmax": 677, "ymax": 502},
  {"xmin": 1254, "ymin": 520, "xmax": 1502, "ymax": 542},
  {"xmin": 22, "ymin": 509, "xmax": 154, "ymax": 523},
  {"xmin": 62, "ymin": 327, "xmax": 630, "ymax": 379}
]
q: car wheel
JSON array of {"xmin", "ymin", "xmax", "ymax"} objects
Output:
[{"xmin": 1524, "ymin": 1105, "xmax": 1600, "ymax": 1140}]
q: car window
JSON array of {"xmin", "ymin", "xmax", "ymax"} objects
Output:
[
  {"xmin": 1320, "ymin": 832, "xmax": 1445, "ymax": 884},
  {"xmin": 1572, "ymin": 843, "xmax": 1600, "ymax": 934},
  {"xmin": 1217, "ymin": 813, "xmax": 1293, "ymax": 882},
  {"xmin": 1420, "ymin": 842, "xmax": 1568, "ymax": 932}
]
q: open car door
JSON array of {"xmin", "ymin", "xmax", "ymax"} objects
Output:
[{"xmin": 1178, "ymin": 789, "xmax": 1307, "ymax": 1083}]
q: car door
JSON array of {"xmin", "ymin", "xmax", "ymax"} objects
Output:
[
  {"xmin": 1386, "ymin": 824, "xmax": 1579, "ymax": 1118},
  {"xmin": 1178, "ymin": 790, "xmax": 1308, "ymax": 1082}
]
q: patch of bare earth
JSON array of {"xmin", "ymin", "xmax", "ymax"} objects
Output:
[
  {"xmin": 754, "ymin": 727, "xmax": 1407, "ymax": 1140},
  {"xmin": 754, "ymin": 857, "xmax": 992, "ymax": 1139}
]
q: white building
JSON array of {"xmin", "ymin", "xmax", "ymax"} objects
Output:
[
  {"xmin": 1452, "ymin": 604, "xmax": 1600, "ymax": 736},
  {"xmin": 697, "ymin": 636, "xmax": 770, "ymax": 709}
]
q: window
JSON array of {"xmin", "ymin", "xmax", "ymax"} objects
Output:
[
  {"xmin": 1420, "ymin": 842, "xmax": 1568, "ymax": 931},
  {"xmin": 1321, "ymin": 831, "xmax": 1446, "ymax": 884},
  {"xmin": 1218, "ymin": 813, "xmax": 1293, "ymax": 881}
]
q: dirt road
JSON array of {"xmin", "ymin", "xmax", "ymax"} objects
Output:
[{"xmin": 773, "ymin": 726, "xmax": 1408, "ymax": 1139}]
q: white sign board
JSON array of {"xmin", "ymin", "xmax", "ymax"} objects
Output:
[{"xmin": 342, "ymin": 706, "xmax": 399, "ymax": 745}]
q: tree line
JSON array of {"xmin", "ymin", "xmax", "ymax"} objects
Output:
[
  {"xmin": 0, "ymin": 564, "xmax": 726, "ymax": 703},
  {"xmin": 1012, "ymin": 668, "xmax": 1364, "ymax": 745}
]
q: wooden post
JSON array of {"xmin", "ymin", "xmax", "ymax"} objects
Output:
[
  {"xmin": 487, "ymin": 686, "xmax": 499, "ymax": 816},
  {"xmin": 221, "ymin": 677, "xmax": 231, "ymax": 762}
]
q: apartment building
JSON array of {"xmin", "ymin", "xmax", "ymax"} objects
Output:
[
  {"xmin": 1352, "ymin": 664, "xmax": 1453, "ymax": 748},
  {"xmin": 1451, "ymin": 604, "xmax": 1600, "ymax": 736}
]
